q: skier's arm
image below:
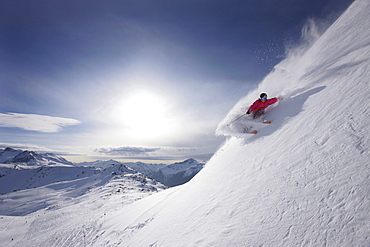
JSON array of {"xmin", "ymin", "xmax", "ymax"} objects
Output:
[
  {"xmin": 247, "ymin": 100, "xmax": 258, "ymax": 113},
  {"xmin": 266, "ymin": 97, "xmax": 278, "ymax": 106}
]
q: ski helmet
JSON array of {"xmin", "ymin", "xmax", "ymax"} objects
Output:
[{"xmin": 260, "ymin": 93, "xmax": 267, "ymax": 99}]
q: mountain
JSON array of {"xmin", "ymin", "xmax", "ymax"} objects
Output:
[
  {"xmin": 1, "ymin": 147, "xmax": 204, "ymax": 188},
  {"xmin": 0, "ymin": 147, "xmax": 22, "ymax": 163},
  {"xmin": 0, "ymin": 147, "xmax": 74, "ymax": 167},
  {"xmin": 1, "ymin": 1, "xmax": 369, "ymax": 246},
  {"xmin": 151, "ymin": 158, "xmax": 205, "ymax": 187},
  {"xmin": 75, "ymin": 159, "xmax": 122, "ymax": 168},
  {"xmin": 118, "ymin": 161, "xmax": 167, "ymax": 178},
  {"xmin": 77, "ymin": 158, "xmax": 205, "ymax": 187},
  {"xmin": 0, "ymin": 163, "xmax": 167, "ymax": 215},
  {"xmin": 77, "ymin": 160, "xmax": 167, "ymax": 176}
]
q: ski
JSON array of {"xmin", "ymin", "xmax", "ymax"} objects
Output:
[
  {"xmin": 241, "ymin": 120, "xmax": 271, "ymax": 134},
  {"xmin": 242, "ymin": 126, "xmax": 258, "ymax": 134}
]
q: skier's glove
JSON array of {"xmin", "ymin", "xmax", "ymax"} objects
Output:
[{"xmin": 246, "ymin": 111, "xmax": 250, "ymax": 114}]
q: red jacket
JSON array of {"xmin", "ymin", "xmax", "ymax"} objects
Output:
[{"xmin": 248, "ymin": 97, "xmax": 278, "ymax": 112}]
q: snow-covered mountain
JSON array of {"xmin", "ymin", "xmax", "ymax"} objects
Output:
[
  {"xmin": 151, "ymin": 158, "xmax": 205, "ymax": 187},
  {"xmin": 0, "ymin": 147, "xmax": 74, "ymax": 167},
  {"xmin": 0, "ymin": 163, "xmax": 167, "ymax": 215},
  {"xmin": 0, "ymin": 147, "xmax": 21, "ymax": 163},
  {"xmin": 75, "ymin": 159, "xmax": 122, "ymax": 168},
  {"xmin": 117, "ymin": 161, "xmax": 167, "ymax": 178},
  {"xmin": 78, "ymin": 158, "xmax": 205, "ymax": 187},
  {"xmin": 1, "ymin": 1, "xmax": 369, "ymax": 246}
]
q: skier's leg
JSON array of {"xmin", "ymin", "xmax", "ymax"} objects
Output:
[{"xmin": 253, "ymin": 109, "xmax": 265, "ymax": 119}]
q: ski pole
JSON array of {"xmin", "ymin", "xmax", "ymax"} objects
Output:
[{"xmin": 227, "ymin": 113, "xmax": 246, "ymax": 126}]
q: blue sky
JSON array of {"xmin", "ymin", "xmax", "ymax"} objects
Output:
[{"xmin": 0, "ymin": 0, "xmax": 353, "ymax": 163}]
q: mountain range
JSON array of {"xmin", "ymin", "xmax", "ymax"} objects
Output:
[
  {"xmin": 78, "ymin": 158, "xmax": 205, "ymax": 187},
  {"xmin": 0, "ymin": 147, "xmax": 205, "ymax": 188},
  {"xmin": 0, "ymin": 147, "xmax": 74, "ymax": 167}
]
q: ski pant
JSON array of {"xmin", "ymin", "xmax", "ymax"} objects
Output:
[{"xmin": 253, "ymin": 109, "xmax": 265, "ymax": 119}]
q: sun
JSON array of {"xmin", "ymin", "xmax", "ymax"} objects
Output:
[{"xmin": 119, "ymin": 91, "xmax": 174, "ymax": 139}]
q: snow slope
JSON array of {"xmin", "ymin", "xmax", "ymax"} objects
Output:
[
  {"xmin": 0, "ymin": 164, "xmax": 166, "ymax": 246},
  {"xmin": 89, "ymin": 1, "xmax": 369, "ymax": 246},
  {"xmin": 0, "ymin": 1, "xmax": 369, "ymax": 246}
]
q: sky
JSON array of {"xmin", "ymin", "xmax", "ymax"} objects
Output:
[{"xmin": 0, "ymin": 0, "xmax": 354, "ymax": 163}]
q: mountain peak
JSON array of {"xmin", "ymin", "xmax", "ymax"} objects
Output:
[
  {"xmin": 12, "ymin": 151, "xmax": 38, "ymax": 163},
  {"xmin": 3, "ymin": 147, "xmax": 18, "ymax": 152},
  {"xmin": 0, "ymin": 148, "xmax": 74, "ymax": 167},
  {"xmin": 182, "ymin": 158, "xmax": 197, "ymax": 163}
]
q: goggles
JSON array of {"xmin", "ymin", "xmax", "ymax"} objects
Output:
[{"xmin": 261, "ymin": 97, "xmax": 267, "ymax": 100}]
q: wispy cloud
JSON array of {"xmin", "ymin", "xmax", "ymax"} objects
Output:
[
  {"xmin": 0, "ymin": 113, "xmax": 81, "ymax": 132},
  {"xmin": 94, "ymin": 146, "xmax": 160, "ymax": 156},
  {"xmin": 93, "ymin": 145, "xmax": 211, "ymax": 161}
]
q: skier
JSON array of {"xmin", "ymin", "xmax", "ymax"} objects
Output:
[{"xmin": 246, "ymin": 93, "xmax": 280, "ymax": 119}]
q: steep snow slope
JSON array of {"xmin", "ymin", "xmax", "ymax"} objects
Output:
[{"xmin": 91, "ymin": 1, "xmax": 369, "ymax": 246}]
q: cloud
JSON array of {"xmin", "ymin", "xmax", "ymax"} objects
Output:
[
  {"xmin": 0, "ymin": 142, "xmax": 49, "ymax": 152},
  {"xmin": 93, "ymin": 145, "xmax": 213, "ymax": 161},
  {"xmin": 94, "ymin": 146, "xmax": 160, "ymax": 156},
  {"xmin": 0, "ymin": 113, "xmax": 81, "ymax": 132}
]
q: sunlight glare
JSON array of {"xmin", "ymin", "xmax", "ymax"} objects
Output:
[{"xmin": 120, "ymin": 91, "xmax": 174, "ymax": 139}]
